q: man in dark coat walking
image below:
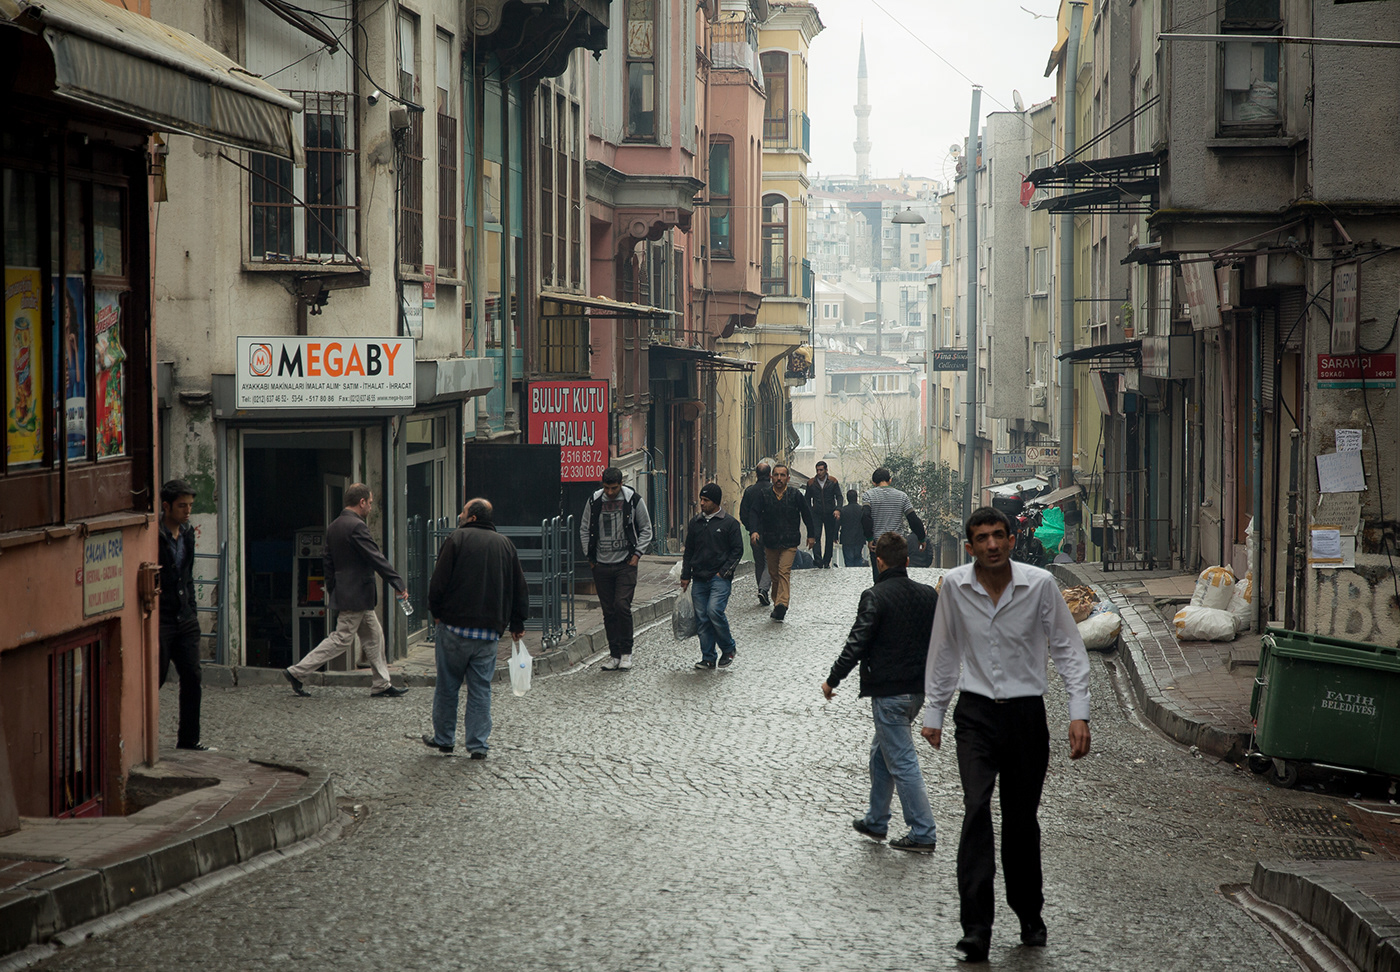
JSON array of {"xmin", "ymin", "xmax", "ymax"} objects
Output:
[
  {"xmin": 823, "ymin": 532, "xmax": 939, "ymax": 852},
  {"xmin": 158, "ymin": 479, "xmax": 210, "ymax": 750},
  {"xmin": 749, "ymin": 463, "xmax": 815, "ymax": 621},
  {"xmin": 680, "ymin": 483, "xmax": 744, "ymax": 669},
  {"xmin": 804, "ymin": 461, "xmax": 842, "ymax": 568},
  {"xmin": 283, "ymin": 483, "xmax": 409, "ymax": 698},
  {"xmin": 738, "ymin": 461, "xmax": 773, "ymax": 605},
  {"xmin": 423, "ymin": 498, "xmax": 529, "ymax": 758}
]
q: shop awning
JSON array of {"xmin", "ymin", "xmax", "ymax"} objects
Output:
[
  {"xmin": 1, "ymin": 0, "xmax": 302, "ymax": 160},
  {"xmin": 648, "ymin": 343, "xmax": 754, "ymax": 372},
  {"xmin": 1056, "ymin": 340, "xmax": 1142, "ymax": 363},
  {"xmin": 988, "ymin": 476, "xmax": 1049, "ymax": 497},
  {"xmin": 1026, "ymin": 151, "xmax": 1160, "ymax": 215},
  {"xmin": 540, "ymin": 291, "xmax": 681, "ymax": 320},
  {"xmin": 1028, "ymin": 483, "xmax": 1083, "ymax": 507}
]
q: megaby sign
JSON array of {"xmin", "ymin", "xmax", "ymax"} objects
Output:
[
  {"xmin": 236, "ymin": 337, "xmax": 415, "ymax": 408},
  {"xmin": 527, "ymin": 380, "xmax": 609, "ymax": 482}
]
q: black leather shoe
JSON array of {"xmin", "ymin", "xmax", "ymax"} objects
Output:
[
  {"xmin": 770, "ymin": 604, "xmax": 787, "ymax": 621},
  {"xmin": 852, "ymin": 818, "xmax": 887, "ymax": 841},
  {"xmin": 372, "ymin": 685, "xmax": 408, "ymax": 698},
  {"xmin": 955, "ymin": 936, "xmax": 990, "ymax": 963},
  {"xmin": 1020, "ymin": 920, "xmax": 1047, "ymax": 947},
  {"xmin": 469, "ymin": 751, "xmax": 488, "ymax": 760},
  {"xmin": 420, "ymin": 733, "xmax": 453, "ymax": 756},
  {"xmin": 283, "ymin": 669, "xmax": 310, "ymax": 697}
]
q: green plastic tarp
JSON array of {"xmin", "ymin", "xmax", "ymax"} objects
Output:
[{"xmin": 1035, "ymin": 506, "xmax": 1065, "ymax": 552}]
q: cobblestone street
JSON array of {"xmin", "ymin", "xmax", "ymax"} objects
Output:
[{"xmin": 35, "ymin": 568, "xmax": 1301, "ymax": 971}]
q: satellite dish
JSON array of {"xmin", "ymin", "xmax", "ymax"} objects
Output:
[{"xmin": 1012, "ymin": 89, "xmax": 1024, "ymax": 112}]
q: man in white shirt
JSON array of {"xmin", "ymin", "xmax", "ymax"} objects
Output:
[{"xmin": 921, "ymin": 506, "xmax": 1091, "ymax": 964}]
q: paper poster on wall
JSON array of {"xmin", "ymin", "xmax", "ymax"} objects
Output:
[
  {"xmin": 1334, "ymin": 429, "xmax": 1362, "ymax": 453},
  {"xmin": 1309, "ymin": 527, "xmax": 1343, "ymax": 565},
  {"xmin": 1316, "ymin": 451, "xmax": 1366, "ymax": 493},
  {"xmin": 5, "ymin": 267, "xmax": 43, "ymax": 465},
  {"xmin": 94, "ymin": 291, "xmax": 126, "ymax": 458},
  {"xmin": 1313, "ymin": 491, "xmax": 1361, "ymax": 536},
  {"xmin": 55, "ymin": 276, "xmax": 87, "ymax": 459}
]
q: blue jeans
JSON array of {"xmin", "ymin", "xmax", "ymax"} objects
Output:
[
  {"xmin": 863, "ymin": 694, "xmax": 938, "ymax": 844},
  {"xmin": 431, "ymin": 624, "xmax": 498, "ymax": 755},
  {"xmin": 690, "ymin": 576, "xmax": 735, "ymax": 663}
]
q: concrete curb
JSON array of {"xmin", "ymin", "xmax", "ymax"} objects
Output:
[
  {"xmin": 0, "ymin": 763, "xmax": 336, "ymax": 957},
  {"xmin": 201, "ymin": 589, "xmax": 684, "ymax": 688},
  {"xmin": 1047, "ymin": 564, "xmax": 1250, "ymax": 761},
  {"xmin": 1252, "ymin": 862, "xmax": 1400, "ymax": 972}
]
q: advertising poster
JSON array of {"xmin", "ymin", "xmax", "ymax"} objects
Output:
[
  {"xmin": 94, "ymin": 291, "xmax": 126, "ymax": 458},
  {"xmin": 527, "ymin": 381, "xmax": 609, "ymax": 482},
  {"xmin": 55, "ymin": 276, "xmax": 87, "ymax": 458},
  {"xmin": 235, "ymin": 336, "xmax": 416, "ymax": 408},
  {"xmin": 5, "ymin": 267, "xmax": 43, "ymax": 465}
]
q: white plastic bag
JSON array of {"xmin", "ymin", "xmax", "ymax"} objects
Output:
[
  {"xmin": 1078, "ymin": 610, "xmax": 1122, "ymax": 652},
  {"xmin": 509, "ymin": 638, "xmax": 532, "ymax": 696},
  {"xmin": 1173, "ymin": 605, "xmax": 1237, "ymax": 642},
  {"xmin": 1228, "ymin": 572, "xmax": 1254, "ymax": 633},
  {"xmin": 1190, "ymin": 566, "xmax": 1236, "ymax": 610},
  {"xmin": 667, "ymin": 560, "xmax": 685, "ymax": 582},
  {"xmin": 672, "ymin": 594, "xmax": 697, "ymax": 640}
]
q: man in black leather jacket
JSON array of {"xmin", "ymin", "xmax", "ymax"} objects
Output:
[
  {"xmin": 680, "ymin": 483, "xmax": 744, "ymax": 669},
  {"xmin": 821, "ymin": 532, "xmax": 939, "ymax": 852},
  {"xmin": 158, "ymin": 479, "xmax": 210, "ymax": 750}
]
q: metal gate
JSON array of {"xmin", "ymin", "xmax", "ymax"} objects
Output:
[
  {"xmin": 193, "ymin": 542, "xmax": 228, "ymax": 665},
  {"xmin": 1098, "ymin": 468, "xmax": 1173, "ymax": 570},
  {"xmin": 51, "ymin": 633, "xmax": 103, "ymax": 818},
  {"xmin": 499, "ymin": 516, "xmax": 576, "ymax": 650},
  {"xmin": 405, "ymin": 515, "xmax": 453, "ymax": 637}
]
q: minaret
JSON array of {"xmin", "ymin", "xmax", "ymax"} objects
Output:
[{"xmin": 853, "ymin": 31, "xmax": 872, "ymax": 182}]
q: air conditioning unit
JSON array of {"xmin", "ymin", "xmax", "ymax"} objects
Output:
[{"xmin": 1030, "ymin": 382, "xmax": 1047, "ymax": 407}]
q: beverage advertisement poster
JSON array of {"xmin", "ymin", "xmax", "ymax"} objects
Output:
[
  {"xmin": 55, "ymin": 276, "xmax": 87, "ymax": 458},
  {"xmin": 5, "ymin": 267, "xmax": 43, "ymax": 465},
  {"xmin": 94, "ymin": 291, "xmax": 125, "ymax": 458}
]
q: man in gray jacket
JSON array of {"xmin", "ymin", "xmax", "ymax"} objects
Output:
[
  {"xmin": 284, "ymin": 483, "xmax": 409, "ymax": 698},
  {"xmin": 580, "ymin": 467, "xmax": 653, "ymax": 671}
]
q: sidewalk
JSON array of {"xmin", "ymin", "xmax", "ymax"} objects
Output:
[
  {"xmin": 0, "ymin": 749, "xmax": 338, "ymax": 960},
  {"xmin": 1054, "ymin": 561, "xmax": 1400, "ymax": 972}
]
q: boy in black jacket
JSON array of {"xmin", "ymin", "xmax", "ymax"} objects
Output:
[
  {"xmin": 680, "ymin": 483, "xmax": 744, "ymax": 669},
  {"xmin": 821, "ymin": 532, "xmax": 939, "ymax": 852}
]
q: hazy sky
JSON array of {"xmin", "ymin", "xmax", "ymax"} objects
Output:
[{"xmin": 807, "ymin": 0, "xmax": 1061, "ymax": 184}]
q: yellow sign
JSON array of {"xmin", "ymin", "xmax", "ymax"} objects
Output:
[{"xmin": 5, "ymin": 267, "xmax": 43, "ymax": 465}]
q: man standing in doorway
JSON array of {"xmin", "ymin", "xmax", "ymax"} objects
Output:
[
  {"xmin": 580, "ymin": 467, "xmax": 654, "ymax": 671},
  {"xmin": 283, "ymin": 483, "xmax": 410, "ymax": 698},
  {"xmin": 422, "ymin": 498, "xmax": 528, "ymax": 758},
  {"xmin": 921, "ymin": 507, "xmax": 1092, "ymax": 964},
  {"xmin": 680, "ymin": 483, "xmax": 744, "ymax": 669},
  {"xmin": 822, "ymin": 532, "xmax": 939, "ymax": 852},
  {"xmin": 861, "ymin": 466, "xmax": 927, "ymax": 583},
  {"xmin": 158, "ymin": 479, "xmax": 211, "ymax": 751},
  {"xmin": 805, "ymin": 461, "xmax": 842, "ymax": 568},
  {"xmin": 749, "ymin": 462, "xmax": 815, "ymax": 622},
  {"xmin": 738, "ymin": 460, "xmax": 773, "ymax": 606}
]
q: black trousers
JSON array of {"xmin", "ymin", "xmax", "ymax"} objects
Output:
[
  {"xmin": 159, "ymin": 617, "xmax": 203, "ymax": 748},
  {"xmin": 952, "ymin": 692, "xmax": 1050, "ymax": 942},
  {"xmin": 811, "ymin": 515, "xmax": 837, "ymax": 566},
  {"xmin": 592, "ymin": 561, "xmax": 638, "ymax": 657}
]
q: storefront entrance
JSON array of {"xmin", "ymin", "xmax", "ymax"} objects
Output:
[{"xmin": 241, "ymin": 431, "xmax": 357, "ymax": 669}]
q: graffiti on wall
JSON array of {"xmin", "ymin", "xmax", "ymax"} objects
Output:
[{"xmin": 1308, "ymin": 566, "xmax": 1400, "ymax": 646}]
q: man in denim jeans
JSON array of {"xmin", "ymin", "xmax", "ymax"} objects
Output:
[
  {"xmin": 423, "ymin": 498, "xmax": 529, "ymax": 759},
  {"xmin": 680, "ymin": 483, "xmax": 744, "ymax": 670},
  {"xmin": 821, "ymin": 532, "xmax": 940, "ymax": 852}
]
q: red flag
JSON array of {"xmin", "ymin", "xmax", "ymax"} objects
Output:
[{"xmin": 1020, "ymin": 176, "xmax": 1035, "ymax": 207}]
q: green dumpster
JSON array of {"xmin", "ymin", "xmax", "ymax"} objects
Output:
[{"xmin": 1252, "ymin": 628, "xmax": 1400, "ymax": 779}]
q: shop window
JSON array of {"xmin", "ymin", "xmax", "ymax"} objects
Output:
[
  {"xmin": 708, "ymin": 138, "xmax": 732, "ymax": 258},
  {"xmin": 437, "ymin": 29, "xmax": 457, "ymax": 277},
  {"xmin": 761, "ymin": 51, "xmax": 789, "ymax": 143},
  {"xmin": 625, "ymin": 0, "xmax": 657, "ymax": 140},
  {"xmin": 1219, "ymin": 0, "xmax": 1281, "ymax": 132},
  {"xmin": 761, "ymin": 193, "xmax": 788, "ymax": 295}
]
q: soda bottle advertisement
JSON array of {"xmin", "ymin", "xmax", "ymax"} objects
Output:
[
  {"xmin": 55, "ymin": 275, "xmax": 87, "ymax": 459},
  {"xmin": 94, "ymin": 290, "xmax": 125, "ymax": 459},
  {"xmin": 5, "ymin": 267, "xmax": 43, "ymax": 465}
]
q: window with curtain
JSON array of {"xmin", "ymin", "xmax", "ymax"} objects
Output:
[
  {"xmin": 760, "ymin": 51, "xmax": 788, "ymax": 144},
  {"xmin": 436, "ymin": 29, "xmax": 457, "ymax": 276},
  {"xmin": 626, "ymin": 0, "xmax": 657, "ymax": 140},
  {"xmin": 708, "ymin": 138, "xmax": 732, "ymax": 258},
  {"xmin": 399, "ymin": 12, "xmax": 424, "ymax": 269},
  {"xmin": 761, "ymin": 194, "xmax": 787, "ymax": 295},
  {"xmin": 1219, "ymin": 0, "xmax": 1281, "ymax": 131}
]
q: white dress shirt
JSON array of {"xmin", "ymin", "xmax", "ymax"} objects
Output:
[{"xmin": 923, "ymin": 561, "xmax": 1092, "ymax": 729}]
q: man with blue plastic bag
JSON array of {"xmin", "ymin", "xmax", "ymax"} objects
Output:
[
  {"xmin": 423, "ymin": 498, "xmax": 529, "ymax": 759},
  {"xmin": 680, "ymin": 483, "xmax": 744, "ymax": 670}
]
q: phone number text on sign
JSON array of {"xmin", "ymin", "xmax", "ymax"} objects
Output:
[{"xmin": 527, "ymin": 381, "xmax": 610, "ymax": 482}]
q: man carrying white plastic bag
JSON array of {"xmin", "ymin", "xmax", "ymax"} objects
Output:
[
  {"xmin": 424, "ymin": 498, "xmax": 530, "ymax": 759},
  {"xmin": 509, "ymin": 636, "xmax": 532, "ymax": 696}
]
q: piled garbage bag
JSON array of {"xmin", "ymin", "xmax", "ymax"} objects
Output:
[
  {"xmin": 1062, "ymin": 585, "xmax": 1099, "ymax": 623},
  {"xmin": 1173, "ymin": 605, "xmax": 1237, "ymax": 642},
  {"xmin": 1078, "ymin": 602, "xmax": 1121, "ymax": 652}
]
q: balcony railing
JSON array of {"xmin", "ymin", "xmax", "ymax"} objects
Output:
[
  {"xmin": 763, "ymin": 110, "xmax": 810, "ymax": 157},
  {"xmin": 711, "ymin": 21, "xmax": 761, "ymax": 76}
]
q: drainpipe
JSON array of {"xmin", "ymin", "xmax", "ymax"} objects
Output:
[
  {"xmin": 963, "ymin": 85, "xmax": 981, "ymax": 525},
  {"xmin": 1221, "ymin": 327, "xmax": 1236, "ymax": 566},
  {"xmin": 1252, "ymin": 306, "xmax": 1263, "ymax": 629},
  {"xmin": 1285, "ymin": 427, "xmax": 1301, "ymax": 627},
  {"xmin": 1058, "ymin": 3, "xmax": 1084, "ymax": 523}
]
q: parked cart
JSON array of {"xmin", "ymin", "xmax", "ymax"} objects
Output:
[{"xmin": 1247, "ymin": 628, "xmax": 1400, "ymax": 792}]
